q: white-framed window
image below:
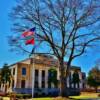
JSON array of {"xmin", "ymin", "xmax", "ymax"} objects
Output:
[{"xmin": 22, "ymin": 67, "xmax": 26, "ymax": 75}]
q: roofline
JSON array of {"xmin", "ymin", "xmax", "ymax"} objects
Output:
[
  {"xmin": 9, "ymin": 58, "xmax": 30, "ymax": 67},
  {"xmin": 9, "ymin": 54, "xmax": 81, "ymax": 70}
]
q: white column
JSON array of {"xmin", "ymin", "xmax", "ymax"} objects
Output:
[
  {"xmin": 57, "ymin": 68, "xmax": 60, "ymax": 80},
  {"xmin": 1, "ymin": 84, "xmax": 3, "ymax": 91},
  {"xmin": 79, "ymin": 72, "xmax": 82, "ymax": 89},
  {"xmin": 71, "ymin": 71, "xmax": 74, "ymax": 88},
  {"xmin": 45, "ymin": 70, "xmax": 48, "ymax": 88},
  {"xmin": 66, "ymin": 77, "xmax": 69, "ymax": 88},
  {"xmin": 39, "ymin": 70, "xmax": 42, "ymax": 88},
  {"xmin": 14, "ymin": 66, "xmax": 17, "ymax": 88}
]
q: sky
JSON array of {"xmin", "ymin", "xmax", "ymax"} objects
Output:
[{"xmin": 0, "ymin": 0, "xmax": 100, "ymax": 75}]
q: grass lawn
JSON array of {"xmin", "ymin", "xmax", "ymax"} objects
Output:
[
  {"xmin": 32, "ymin": 98, "xmax": 52, "ymax": 100},
  {"xmin": 69, "ymin": 92, "xmax": 100, "ymax": 99},
  {"xmin": 2, "ymin": 92, "xmax": 100, "ymax": 100},
  {"xmin": 32, "ymin": 97, "xmax": 70, "ymax": 100},
  {"xmin": 69, "ymin": 95, "xmax": 100, "ymax": 99}
]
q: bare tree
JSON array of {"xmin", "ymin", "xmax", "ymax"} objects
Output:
[{"xmin": 8, "ymin": 0, "xmax": 100, "ymax": 96}]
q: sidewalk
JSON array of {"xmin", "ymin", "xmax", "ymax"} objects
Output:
[
  {"xmin": 1, "ymin": 97, "xmax": 32, "ymax": 100},
  {"xmin": 1, "ymin": 97, "xmax": 9, "ymax": 100}
]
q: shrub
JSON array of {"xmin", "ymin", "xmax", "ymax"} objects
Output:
[
  {"xmin": 16, "ymin": 94, "xmax": 32, "ymax": 99},
  {"xmin": 98, "ymin": 94, "xmax": 100, "ymax": 97},
  {"xmin": 16, "ymin": 94, "xmax": 23, "ymax": 99}
]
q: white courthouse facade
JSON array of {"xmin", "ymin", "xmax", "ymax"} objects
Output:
[{"xmin": 0, "ymin": 54, "xmax": 86, "ymax": 94}]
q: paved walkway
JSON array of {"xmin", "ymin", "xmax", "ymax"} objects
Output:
[{"xmin": 0, "ymin": 97, "xmax": 32, "ymax": 100}]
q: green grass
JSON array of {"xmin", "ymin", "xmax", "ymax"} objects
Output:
[
  {"xmin": 69, "ymin": 95, "xmax": 100, "ymax": 99},
  {"xmin": 2, "ymin": 96, "xmax": 100, "ymax": 100},
  {"xmin": 32, "ymin": 98, "xmax": 52, "ymax": 100},
  {"xmin": 2, "ymin": 96, "xmax": 53, "ymax": 100},
  {"xmin": 69, "ymin": 92, "xmax": 100, "ymax": 99}
]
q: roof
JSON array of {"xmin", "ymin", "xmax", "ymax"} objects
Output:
[
  {"xmin": 9, "ymin": 58, "xmax": 30, "ymax": 67},
  {"xmin": 9, "ymin": 54, "xmax": 81, "ymax": 70},
  {"xmin": 9, "ymin": 55, "xmax": 58, "ymax": 67},
  {"xmin": 71, "ymin": 66, "xmax": 81, "ymax": 70}
]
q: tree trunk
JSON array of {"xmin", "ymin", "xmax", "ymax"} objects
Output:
[
  {"xmin": 65, "ymin": 64, "xmax": 72, "ymax": 96},
  {"xmin": 59, "ymin": 61, "xmax": 67, "ymax": 97}
]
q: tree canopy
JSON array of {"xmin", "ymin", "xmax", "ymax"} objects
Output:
[
  {"xmin": 0, "ymin": 64, "xmax": 11, "ymax": 84},
  {"xmin": 0, "ymin": 64, "xmax": 11, "ymax": 92},
  {"xmin": 87, "ymin": 66, "xmax": 100, "ymax": 92},
  {"xmin": 48, "ymin": 67, "xmax": 58, "ymax": 88}
]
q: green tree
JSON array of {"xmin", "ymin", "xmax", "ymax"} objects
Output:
[
  {"xmin": 8, "ymin": 0, "xmax": 100, "ymax": 96},
  {"xmin": 87, "ymin": 66, "xmax": 100, "ymax": 92},
  {"xmin": 48, "ymin": 67, "xmax": 58, "ymax": 88},
  {"xmin": 0, "ymin": 63, "xmax": 11, "ymax": 92},
  {"xmin": 72, "ymin": 70, "xmax": 80, "ymax": 88}
]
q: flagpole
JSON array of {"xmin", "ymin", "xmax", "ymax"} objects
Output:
[
  {"xmin": 22, "ymin": 27, "xmax": 36, "ymax": 98},
  {"xmin": 32, "ymin": 52, "xmax": 35, "ymax": 98}
]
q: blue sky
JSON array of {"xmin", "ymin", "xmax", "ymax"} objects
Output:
[
  {"xmin": 0, "ymin": 0, "xmax": 100, "ymax": 75},
  {"xmin": 0, "ymin": 0, "xmax": 28, "ymax": 66}
]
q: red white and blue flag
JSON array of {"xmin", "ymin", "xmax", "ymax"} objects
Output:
[{"xmin": 22, "ymin": 27, "xmax": 35, "ymax": 45}]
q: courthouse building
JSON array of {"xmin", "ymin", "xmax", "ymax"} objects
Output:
[{"xmin": 0, "ymin": 54, "xmax": 86, "ymax": 94}]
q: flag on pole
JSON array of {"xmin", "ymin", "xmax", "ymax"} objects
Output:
[
  {"xmin": 22, "ymin": 27, "xmax": 36, "ymax": 98},
  {"xmin": 22, "ymin": 27, "xmax": 35, "ymax": 45},
  {"xmin": 25, "ymin": 38, "xmax": 35, "ymax": 45}
]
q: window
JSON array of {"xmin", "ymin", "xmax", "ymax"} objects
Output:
[
  {"xmin": 42, "ymin": 70, "xmax": 45, "ymax": 82},
  {"xmin": 22, "ymin": 68, "xmax": 26, "ymax": 75},
  {"xmin": 12, "ymin": 80, "xmax": 14, "ymax": 88},
  {"xmin": 13, "ymin": 68, "xmax": 15, "ymax": 75},
  {"xmin": 42, "ymin": 81, "xmax": 45, "ymax": 88},
  {"xmin": 35, "ymin": 69, "xmax": 38, "ymax": 76},
  {"xmin": 42, "ymin": 70, "xmax": 45, "ymax": 77},
  {"xmin": 35, "ymin": 69, "xmax": 38, "ymax": 81},
  {"xmin": 21, "ymin": 80, "xmax": 25, "ymax": 88},
  {"xmin": 34, "ymin": 81, "xmax": 38, "ymax": 88}
]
